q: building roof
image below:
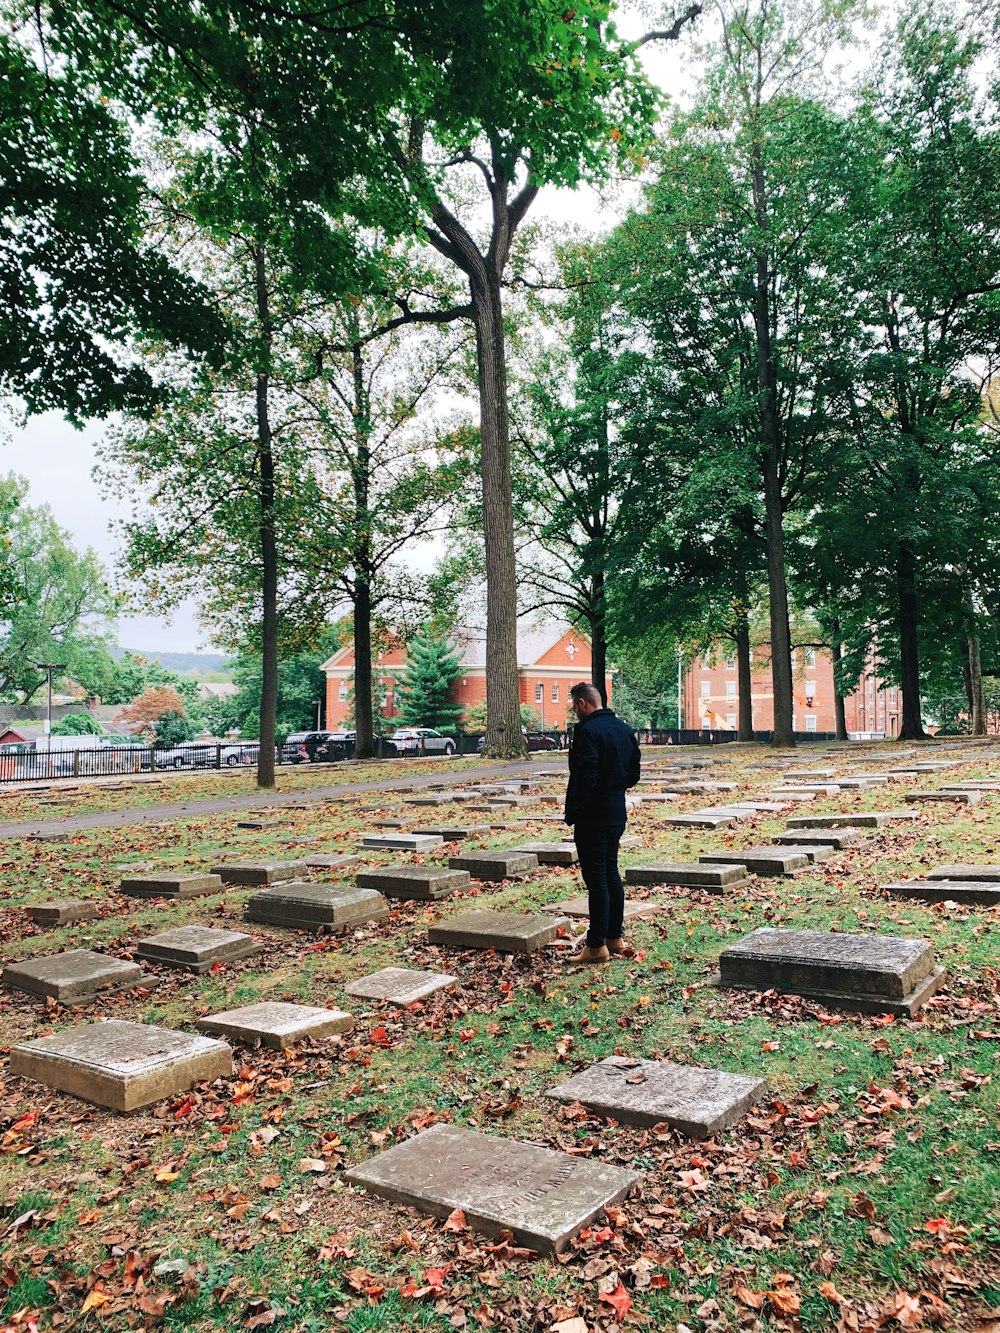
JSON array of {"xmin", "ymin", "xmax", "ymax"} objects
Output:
[{"xmin": 321, "ymin": 622, "xmax": 583, "ymax": 673}]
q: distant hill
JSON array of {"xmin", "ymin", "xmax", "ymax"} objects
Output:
[{"xmin": 114, "ymin": 649, "xmax": 233, "ymax": 675}]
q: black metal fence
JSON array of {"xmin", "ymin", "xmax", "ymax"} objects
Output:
[{"xmin": 0, "ymin": 741, "xmax": 262, "ymax": 783}]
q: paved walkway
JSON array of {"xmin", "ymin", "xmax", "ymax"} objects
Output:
[{"xmin": 0, "ymin": 760, "xmax": 563, "ymax": 840}]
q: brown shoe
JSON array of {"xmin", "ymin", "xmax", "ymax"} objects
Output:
[
  {"xmin": 565, "ymin": 944, "xmax": 610, "ymax": 965},
  {"xmin": 605, "ymin": 937, "xmax": 628, "ymax": 955}
]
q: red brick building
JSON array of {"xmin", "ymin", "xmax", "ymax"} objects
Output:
[
  {"xmin": 322, "ymin": 624, "xmax": 604, "ymax": 729},
  {"xmin": 684, "ymin": 646, "xmax": 902, "ymax": 738}
]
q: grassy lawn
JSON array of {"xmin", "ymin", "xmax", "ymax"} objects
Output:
[{"xmin": 0, "ymin": 742, "xmax": 998, "ymax": 1331}]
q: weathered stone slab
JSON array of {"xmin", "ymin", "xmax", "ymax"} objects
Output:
[
  {"xmin": 786, "ymin": 811, "xmax": 919, "ymax": 829},
  {"xmin": 904, "ymin": 789, "xmax": 980, "ymax": 804},
  {"xmin": 776, "ymin": 784, "xmax": 841, "ymax": 797},
  {"xmin": 725, "ymin": 801, "xmax": 794, "ymax": 813},
  {"xmin": 3, "ymin": 949, "xmax": 144, "ymax": 1002},
  {"xmin": 196, "ymin": 1001, "xmax": 353, "ymax": 1048},
  {"xmin": 486, "ymin": 795, "xmax": 542, "ymax": 808},
  {"xmin": 236, "ymin": 818, "xmax": 285, "ymax": 830},
  {"xmin": 447, "ymin": 851, "xmax": 539, "ymax": 880},
  {"xmin": 883, "ymin": 879, "xmax": 1000, "ymax": 905},
  {"xmin": 717, "ymin": 927, "xmax": 944, "ymax": 1016},
  {"xmin": 511, "ymin": 842, "xmax": 578, "ymax": 866},
  {"xmin": 25, "ymin": 899, "xmax": 100, "ymax": 926},
  {"xmin": 758, "ymin": 842, "xmax": 834, "ymax": 865},
  {"xmin": 344, "ymin": 1123, "xmax": 640, "ymax": 1255},
  {"xmin": 927, "ymin": 864, "xmax": 1000, "ymax": 881},
  {"xmin": 345, "ymin": 967, "xmax": 457, "ymax": 1005},
  {"xmin": 212, "ymin": 860, "xmax": 308, "ymax": 885},
  {"xmin": 135, "ymin": 925, "xmax": 264, "ymax": 973},
  {"xmin": 305, "ymin": 854, "xmax": 361, "ymax": 871},
  {"xmin": 694, "ymin": 806, "xmax": 755, "ymax": 821},
  {"xmin": 355, "ymin": 866, "xmax": 470, "ymax": 900},
  {"xmin": 360, "ymin": 833, "xmax": 444, "ymax": 852},
  {"xmin": 762, "ymin": 790, "xmax": 815, "ymax": 803},
  {"xmin": 772, "ymin": 828, "xmax": 870, "ymax": 850},
  {"xmin": 10, "ymin": 1019, "xmax": 232, "ymax": 1111},
  {"xmin": 699, "ymin": 847, "xmax": 811, "ymax": 876},
  {"xmin": 246, "ymin": 882, "xmax": 389, "ymax": 931},
  {"xmin": 625, "ymin": 862, "xmax": 751, "ymax": 892},
  {"xmin": 631, "ymin": 792, "xmax": 677, "ymax": 803},
  {"xmin": 661, "ymin": 814, "xmax": 737, "ymax": 829},
  {"xmin": 412, "ymin": 825, "xmax": 491, "ymax": 840},
  {"xmin": 546, "ymin": 1056, "xmax": 767, "ymax": 1137},
  {"xmin": 541, "ymin": 897, "xmax": 659, "ymax": 921},
  {"xmin": 428, "ymin": 909, "xmax": 564, "ymax": 953},
  {"xmin": 786, "ymin": 768, "xmax": 834, "ymax": 778},
  {"xmin": 120, "ymin": 872, "xmax": 224, "ymax": 900},
  {"xmin": 26, "ymin": 832, "xmax": 70, "ymax": 843}
]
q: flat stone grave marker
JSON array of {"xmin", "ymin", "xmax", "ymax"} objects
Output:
[
  {"xmin": 631, "ymin": 792, "xmax": 676, "ymax": 804},
  {"xmin": 306, "ymin": 854, "xmax": 361, "ymax": 871},
  {"xmin": 448, "ymin": 850, "xmax": 539, "ymax": 880},
  {"xmin": 26, "ymin": 832, "xmax": 69, "ymax": 843},
  {"xmin": 10, "ymin": 1019, "xmax": 232, "ymax": 1112},
  {"xmin": 247, "ymin": 882, "xmax": 389, "ymax": 932},
  {"xmin": 762, "ymin": 790, "xmax": 815, "ymax": 802},
  {"xmin": 360, "ymin": 833, "xmax": 444, "ymax": 852},
  {"xmin": 941, "ymin": 781, "xmax": 1000, "ymax": 792},
  {"xmin": 25, "ymin": 900, "xmax": 100, "ymax": 926},
  {"xmin": 756, "ymin": 841, "xmax": 835, "ymax": 865},
  {"xmin": 883, "ymin": 879, "xmax": 1000, "ymax": 906},
  {"xmin": 786, "ymin": 811, "xmax": 919, "ymax": 830},
  {"xmin": 716, "ymin": 926, "xmax": 945, "ymax": 1016},
  {"xmin": 662, "ymin": 813, "xmax": 738, "ymax": 830},
  {"xmin": 120, "ymin": 872, "xmax": 224, "ymax": 900},
  {"xmin": 625, "ymin": 862, "xmax": 752, "ymax": 892},
  {"xmin": 237, "ymin": 818, "xmax": 285, "ymax": 830},
  {"xmin": 344, "ymin": 1122, "xmax": 640, "ymax": 1256},
  {"xmin": 726, "ymin": 801, "xmax": 793, "ymax": 813},
  {"xmin": 355, "ymin": 866, "xmax": 470, "ymax": 900},
  {"xmin": 511, "ymin": 842, "xmax": 578, "ymax": 866},
  {"xmin": 772, "ymin": 827, "xmax": 870, "ymax": 850},
  {"xmin": 279, "ymin": 834, "xmax": 321, "ymax": 845},
  {"xmin": 541, "ymin": 896, "xmax": 658, "ymax": 921},
  {"xmin": 212, "ymin": 860, "xmax": 308, "ymax": 886},
  {"xmin": 412, "ymin": 825, "xmax": 490, "ymax": 840},
  {"xmin": 699, "ymin": 847, "xmax": 811, "ymax": 876},
  {"xmin": 428, "ymin": 909, "xmax": 566, "ymax": 953},
  {"xmin": 345, "ymin": 967, "xmax": 457, "ymax": 1005},
  {"xmin": 487, "ymin": 795, "xmax": 542, "ymax": 808},
  {"xmin": 135, "ymin": 925, "xmax": 264, "ymax": 973},
  {"xmin": 786, "ymin": 768, "xmax": 834, "ymax": 778},
  {"xmin": 776, "ymin": 784, "xmax": 841, "ymax": 797},
  {"xmin": 928, "ymin": 863, "xmax": 1000, "ymax": 881},
  {"xmin": 904, "ymin": 789, "xmax": 980, "ymax": 804},
  {"xmin": 3, "ymin": 949, "xmax": 144, "ymax": 1003},
  {"xmin": 546, "ymin": 1056, "xmax": 767, "ymax": 1137},
  {"xmin": 695, "ymin": 806, "xmax": 755, "ymax": 821},
  {"xmin": 196, "ymin": 1001, "xmax": 353, "ymax": 1048},
  {"xmin": 372, "ymin": 819, "xmax": 405, "ymax": 829}
]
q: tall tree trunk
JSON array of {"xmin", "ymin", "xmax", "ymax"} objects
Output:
[
  {"xmin": 966, "ymin": 586, "xmax": 986, "ymax": 737},
  {"xmin": 896, "ymin": 541, "xmax": 926, "ymax": 740},
  {"xmin": 832, "ymin": 620, "xmax": 849, "ymax": 742},
  {"xmin": 751, "ymin": 145, "xmax": 794, "ymax": 747},
  {"xmin": 472, "ymin": 273, "xmax": 524, "ymax": 758},
  {"xmin": 254, "ymin": 245, "xmax": 277, "ymax": 788},
  {"xmin": 591, "ymin": 568, "xmax": 608, "ymax": 705},
  {"xmin": 351, "ymin": 340, "xmax": 375, "ymax": 759},
  {"xmin": 736, "ymin": 617, "xmax": 754, "ymax": 741}
]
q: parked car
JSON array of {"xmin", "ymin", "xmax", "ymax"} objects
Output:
[
  {"xmin": 280, "ymin": 731, "xmax": 338, "ymax": 764},
  {"xmin": 153, "ymin": 740, "xmax": 217, "ymax": 770},
  {"xmin": 475, "ymin": 730, "xmax": 560, "ymax": 753},
  {"xmin": 390, "ymin": 727, "xmax": 457, "ymax": 756},
  {"xmin": 219, "ymin": 741, "xmax": 259, "ymax": 767}
]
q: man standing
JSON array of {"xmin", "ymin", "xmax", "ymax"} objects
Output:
[{"xmin": 564, "ymin": 681, "xmax": 641, "ymax": 964}]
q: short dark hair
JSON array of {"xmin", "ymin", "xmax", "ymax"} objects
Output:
[{"xmin": 570, "ymin": 681, "xmax": 602, "ymax": 707}]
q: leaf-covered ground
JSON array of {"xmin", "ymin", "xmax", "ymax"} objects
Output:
[{"xmin": 1, "ymin": 742, "xmax": 999, "ymax": 1333}]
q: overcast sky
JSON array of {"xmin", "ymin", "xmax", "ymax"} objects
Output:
[{"xmin": 5, "ymin": 14, "xmax": 690, "ymax": 653}]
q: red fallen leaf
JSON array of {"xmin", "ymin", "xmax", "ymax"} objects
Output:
[
  {"xmin": 442, "ymin": 1209, "xmax": 467, "ymax": 1233},
  {"xmin": 399, "ymin": 1279, "xmax": 420, "ymax": 1299},
  {"xmin": 10, "ymin": 1110, "xmax": 42, "ymax": 1132},
  {"xmin": 733, "ymin": 1282, "xmax": 765, "ymax": 1310},
  {"xmin": 649, "ymin": 1274, "xmax": 670, "ymax": 1289},
  {"xmin": 598, "ymin": 1281, "xmax": 631, "ymax": 1320},
  {"xmin": 369, "ymin": 1026, "xmax": 392, "ymax": 1048},
  {"xmin": 592, "ymin": 1226, "xmax": 614, "ymax": 1244},
  {"xmin": 761, "ymin": 1040, "xmax": 781, "ymax": 1052},
  {"xmin": 210, "ymin": 961, "xmax": 225, "ymax": 973},
  {"xmin": 788, "ymin": 1150, "xmax": 808, "ymax": 1169},
  {"xmin": 423, "ymin": 1265, "xmax": 450, "ymax": 1292},
  {"xmin": 924, "ymin": 1217, "xmax": 950, "ymax": 1234},
  {"xmin": 173, "ymin": 1098, "xmax": 193, "ymax": 1118},
  {"xmin": 818, "ymin": 1280, "xmax": 844, "ymax": 1304}
]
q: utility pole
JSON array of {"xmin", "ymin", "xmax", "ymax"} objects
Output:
[{"xmin": 34, "ymin": 662, "xmax": 66, "ymax": 766}]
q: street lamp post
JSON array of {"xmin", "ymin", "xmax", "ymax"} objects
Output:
[
  {"xmin": 34, "ymin": 662, "xmax": 67, "ymax": 764},
  {"xmin": 313, "ymin": 699, "xmax": 321, "ymax": 730}
]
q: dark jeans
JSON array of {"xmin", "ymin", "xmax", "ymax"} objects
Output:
[{"xmin": 574, "ymin": 823, "xmax": 626, "ymax": 948}]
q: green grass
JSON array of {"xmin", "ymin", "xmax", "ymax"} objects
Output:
[{"xmin": 1, "ymin": 741, "xmax": 1000, "ymax": 1328}]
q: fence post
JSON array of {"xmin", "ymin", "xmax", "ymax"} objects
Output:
[
  {"xmin": 215, "ymin": 745, "xmax": 222, "ymax": 770},
  {"xmin": 73, "ymin": 749, "xmax": 80, "ymax": 778}
]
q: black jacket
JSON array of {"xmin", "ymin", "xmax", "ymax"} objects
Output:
[{"xmin": 564, "ymin": 708, "xmax": 641, "ymax": 828}]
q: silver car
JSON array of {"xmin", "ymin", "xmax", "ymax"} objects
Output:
[{"xmin": 390, "ymin": 727, "xmax": 457, "ymax": 756}]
